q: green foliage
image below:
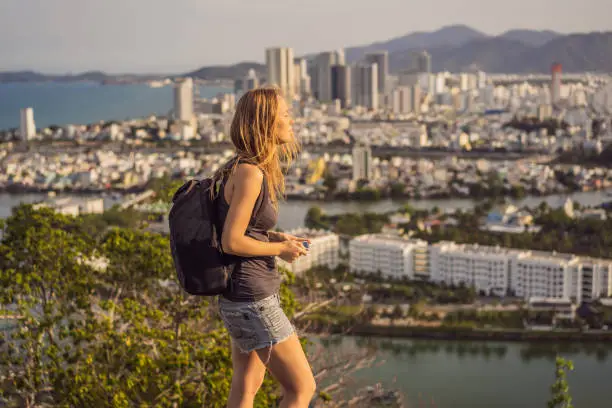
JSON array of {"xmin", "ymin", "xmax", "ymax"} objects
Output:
[
  {"xmin": 147, "ymin": 175, "xmax": 186, "ymax": 203},
  {"xmin": 0, "ymin": 205, "xmax": 291, "ymax": 407},
  {"xmin": 547, "ymin": 357, "xmax": 574, "ymax": 408},
  {"xmin": 305, "ymin": 206, "xmax": 328, "ymax": 229},
  {"xmin": 418, "ymin": 201, "xmax": 612, "ymax": 259},
  {"xmin": 322, "ymin": 171, "xmax": 338, "ymax": 195}
]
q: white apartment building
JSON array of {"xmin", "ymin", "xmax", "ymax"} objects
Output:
[
  {"xmin": 429, "ymin": 242, "xmax": 517, "ymax": 296},
  {"xmin": 277, "ymin": 228, "xmax": 339, "ymax": 275},
  {"xmin": 510, "ymin": 252, "xmax": 575, "ymax": 299},
  {"xmin": 349, "ymin": 234, "xmax": 429, "ymax": 280},
  {"xmin": 569, "ymin": 259, "xmax": 612, "ymax": 303},
  {"xmin": 34, "ymin": 197, "xmax": 104, "ymax": 217}
]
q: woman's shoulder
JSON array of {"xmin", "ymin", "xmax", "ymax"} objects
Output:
[{"xmin": 234, "ymin": 162, "xmax": 264, "ymax": 183}]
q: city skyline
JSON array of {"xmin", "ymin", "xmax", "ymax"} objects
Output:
[{"xmin": 1, "ymin": 0, "xmax": 611, "ymax": 74}]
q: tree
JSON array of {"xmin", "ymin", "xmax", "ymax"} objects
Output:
[
  {"xmin": 322, "ymin": 172, "xmax": 338, "ymax": 196},
  {"xmin": 391, "ymin": 305, "xmax": 404, "ymax": 322},
  {"xmin": 547, "ymin": 357, "xmax": 574, "ymax": 408},
  {"xmin": 305, "ymin": 206, "xmax": 325, "ymax": 229},
  {"xmin": 1, "ymin": 205, "xmax": 374, "ymax": 407}
]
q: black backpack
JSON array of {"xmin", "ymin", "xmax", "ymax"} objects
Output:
[
  {"xmin": 169, "ymin": 178, "xmax": 227, "ymax": 295},
  {"xmin": 168, "ymin": 175, "xmax": 265, "ymax": 296}
]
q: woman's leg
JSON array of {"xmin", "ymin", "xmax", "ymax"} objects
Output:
[
  {"xmin": 227, "ymin": 341, "xmax": 267, "ymax": 408},
  {"xmin": 256, "ymin": 333, "xmax": 316, "ymax": 408}
]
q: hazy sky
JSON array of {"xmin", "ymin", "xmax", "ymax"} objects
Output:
[{"xmin": 1, "ymin": 0, "xmax": 610, "ymax": 74}]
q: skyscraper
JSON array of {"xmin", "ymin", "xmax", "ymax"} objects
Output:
[
  {"xmin": 352, "ymin": 63, "xmax": 379, "ymax": 110},
  {"xmin": 352, "ymin": 143, "xmax": 372, "ymax": 181},
  {"xmin": 20, "ymin": 107, "xmax": 36, "ymax": 141},
  {"xmin": 551, "ymin": 63, "xmax": 562, "ymax": 105},
  {"xmin": 331, "ymin": 65, "xmax": 351, "ymax": 108},
  {"xmin": 407, "ymin": 51, "xmax": 431, "ymax": 74},
  {"xmin": 392, "ymin": 86, "xmax": 421, "ymax": 114},
  {"xmin": 293, "ymin": 58, "xmax": 311, "ymax": 96},
  {"xmin": 365, "ymin": 51, "xmax": 388, "ymax": 95},
  {"xmin": 245, "ymin": 69, "xmax": 259, "ymax": 91},
  {"xmin": 265, "ymin": 47, "xmax": 295, "ymax": 100},
  {"xmin": 315, "ymin": 50, "xmax": 344, "ymax": 102},
  {"xmin": 391, "ymin": 87, "xmax": 411, "ymax": 114},
  {"xmin": 411, "ymin": 85, "xmax": 422, "ymax": 114},
  {"xmin": 174, "ymin": 78, "xmax": 194, "ymax": 122}
]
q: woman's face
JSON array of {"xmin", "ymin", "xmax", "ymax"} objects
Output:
[{"xmin": 276, "ymin": 96, "xmax": 295, "ymax": 144}]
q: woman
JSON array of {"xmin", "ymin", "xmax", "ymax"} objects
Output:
[{"xmin": 215, "ymin": 87, "xmax": 316, "ymax": 408}]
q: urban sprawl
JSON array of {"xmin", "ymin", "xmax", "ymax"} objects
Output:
[{"xmin": 1, "ymin": 46, "xmax": 612, "ymax": 320}]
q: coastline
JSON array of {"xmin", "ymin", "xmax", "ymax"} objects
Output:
[
  {"xmin": 303, "ymin": 322, "xmax": 612, "ymax": 343},
  {"xmin": 2, "ymin": 184, "xmax": 611, "ymax": 206}
]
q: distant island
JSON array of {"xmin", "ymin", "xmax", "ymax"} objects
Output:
[{"xmin": 2, "ymin": 25, "xmax": 612, "ymax": 84}]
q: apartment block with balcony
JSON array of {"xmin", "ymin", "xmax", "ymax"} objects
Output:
[
  {"xmin": 277, "ymin": 228, "xmax": 339, "ymax": 275},
  {"xmin": 349, "ymin": 234, "xmax": 428, "ymax": 280},
  {"xmin": 510, "ymin": 252, "xmax": 575, "ymax": 299},
  {"xmin": 569, "ymin": 259, "xmax": 612, "ymax": 303},
  {"xmin": 429, "ymin": 242, "xmax": 520, "ymax": 296}
]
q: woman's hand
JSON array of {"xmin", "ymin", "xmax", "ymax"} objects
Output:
[{"xmin": 279, "ymin": 240, "xmax": 308, "ymax": 263}]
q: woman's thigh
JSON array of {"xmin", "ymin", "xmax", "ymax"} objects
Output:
[{"xmin": 255, "ymin": 333, "xmax": 315, "ymax": 393}]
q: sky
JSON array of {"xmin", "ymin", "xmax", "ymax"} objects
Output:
[{"xmin": 1, "ymin": 0, "xmax": 610, "ymax": 74}]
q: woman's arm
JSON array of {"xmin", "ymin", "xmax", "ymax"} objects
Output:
[
  {"xmin": 269, "ymin": 231, "xmax": 311, "ymax": 246},
  {"xmin": 221, "ymin": 164, "xmax": 306, "ymax": 260}
]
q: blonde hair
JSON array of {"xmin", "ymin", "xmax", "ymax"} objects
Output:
[{"xmin": 215, "ymin": 87, "xmax": 299, "ymax": 206}]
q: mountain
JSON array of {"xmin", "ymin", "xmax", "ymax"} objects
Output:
[
  {"xmin": 386, "ymin": 30, "xmax": 612, "ymax": 73},
  {"xmin": 500, "ymin": 29, "xmax": 560, "ymax": 47},
  {"xmin": 515, "ymin": 32, "xmax": 612, "ymax": 72},
  {"xmin": 0, "ymin": 62, "xmax": 265, "ymax": 84},
  {"xmin": 0, "ymin": 71, "xmax": 163, "ymax": 83},
  {"xmin": 345, "ymin": 24, "xmax": 487, "ymax": 62},
  {"xmin": 185, "ymin": 62, "xmax": 265, "ymax": 80},
  {"xmin": 389, "ymin": 37, "xmax": 531, "ymax": 73}
]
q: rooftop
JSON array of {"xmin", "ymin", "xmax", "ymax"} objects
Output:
[{"xmin": 352, "ymin": 234, "xmax": 427, "ymax": 246}]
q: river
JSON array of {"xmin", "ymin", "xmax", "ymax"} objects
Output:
[
  {"xmin": 315, "ymin": 336, "xmax": 612, "ymax": 408},
  {"xmin": 1, "ymin": 189, "xmax": 611, "ymax": 230}
]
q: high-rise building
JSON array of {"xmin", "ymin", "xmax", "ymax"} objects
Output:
[
  {"xmin": 245, "ymin": 69, "xmax": 259, "ymax": 91},
  {"xmin": 407, "ymin": 51, "xmax": 431, "ymax": 74},
  {"xmin": 293, "ymin": 58, "xmax": 309, "ymax": 96},
  {"xmin": 365, "ymin": 51, "xmax": 388, "ymax": 95},
  {"xmin": 20, "ymin": 107, "xmax": 36, "ymax": 141},
  {"xmin": 392, "ymin": 87, "xmax": 411, "ymax": 115},
  {"xmin": 477, "ymin": 71, "xmax": 487, "ymax": 89},
  {"xmin": 551, "ymin": 63, "xmax": 562, "ymax": 105},
  {"xmin": 411, "ymin": 85, "xmax": 421, "ymax": 114},
  {"xmin": 352, "ymin": 143, "xmax": 372, "ymax": 181},
  {"xmin": 234, "ymin": 78, "xmax": 245, "ymax": 95},
  {"xmin": 265, "ymin": 47, "xmax": 295, "ymax": 100},
  {"xmin": 331, "ymin": 65, "xmax": 351, "ymax": 108},
  {"xmin": 174, "ymin": 78, "xmax": 194, "ymax": 122},
  {"xmin": 352, "ymin": 63, "xmax": 379, "ymax": 110},
  {"xmin": 315, "ymin": 50, "xmax": 344, "ymax": 102}
]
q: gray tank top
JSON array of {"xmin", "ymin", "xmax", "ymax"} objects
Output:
[{"xmin": 216, "ymin": 165, "xmax": 280, "ymax": 302}]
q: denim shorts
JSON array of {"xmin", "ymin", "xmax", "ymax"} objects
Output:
[{"xmin": 218, "ymin": 293, "xmax": 295, "ymax": 355}]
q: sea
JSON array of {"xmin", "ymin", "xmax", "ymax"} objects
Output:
[{"xmin": 0, "ymin": 81, "xmax": 230, "ymax": 130}]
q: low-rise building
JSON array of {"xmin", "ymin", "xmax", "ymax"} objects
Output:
[
  {"xmin": 277, "ymin": 228, "xmax": 339, "ymax": 275},
  {"xmin": 34, "ymin": 197, "xmax": 104, "ymax": 216}
]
